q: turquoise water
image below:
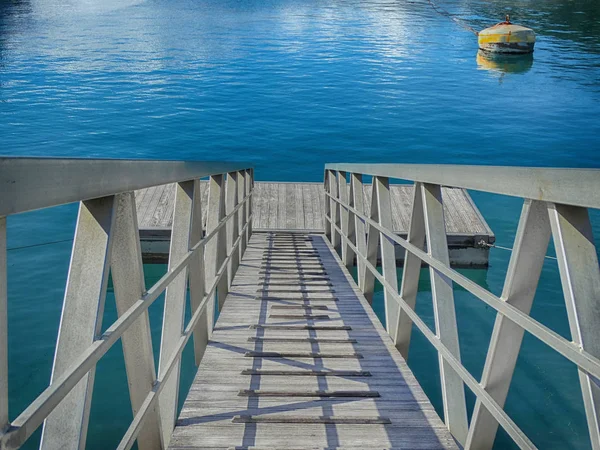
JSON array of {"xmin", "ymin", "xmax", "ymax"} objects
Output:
[{"xmin": 2, "ymin": 0, "xmax": 600, "ymax": 448}]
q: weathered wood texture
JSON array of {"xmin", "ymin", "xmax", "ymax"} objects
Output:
[
  {"xmin": 168, "ymin": 233, "xmax": 459, "ymax": 449},
  {"xmin": 135, "ymin": 182, "xmax": 493, "ymax": 237}
]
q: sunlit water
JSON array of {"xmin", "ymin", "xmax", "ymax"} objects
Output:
[{"xmin": 1, "ymin": 0, "xmax": 599, "ymax": 448}]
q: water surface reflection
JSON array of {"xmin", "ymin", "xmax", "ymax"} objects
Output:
[{"xmin": 476, "ymin": 50, "xmax": 534, "ymax": 75}]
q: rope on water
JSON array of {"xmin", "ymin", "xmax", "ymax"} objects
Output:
[
  {"xmin": 427, "ymin": 0, "xmax": 479, "ymax": 36},
  {"xmin": 477, "ymin": 241, "xmax": 558, "ymax": 261},
  {"xmin": 7, "ymin": 238, "xmax": 74, "ymax": 251}
]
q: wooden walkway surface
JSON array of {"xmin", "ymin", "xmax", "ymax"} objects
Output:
[
  {"xmin": 136, "ymin": 182, "xmax": 494, "ymax": 266},
  {"xmin": 135, "ymin": 182, "xmax": 493, "ymax": 237},
  {"xmin": 168, "ymin": 232, "xmax": 459, "ymax": 449}
]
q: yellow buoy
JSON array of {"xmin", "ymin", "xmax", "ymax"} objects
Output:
[{"xmin": 478, "ymin": 15, "xmax": 535, "ymax": 54}]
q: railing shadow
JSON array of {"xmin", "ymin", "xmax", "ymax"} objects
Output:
[{"xmin": 173, "ymin": 232, "xmax": 448, "ymax": 449}]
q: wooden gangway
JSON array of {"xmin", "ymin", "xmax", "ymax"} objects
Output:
[
  {"xmin": 169, "ymin": 231, "xmax": 457, "ymax": 449},
  {"xmin": 2, "ymin": 159, "xmax": 600, "ymax": 450}
]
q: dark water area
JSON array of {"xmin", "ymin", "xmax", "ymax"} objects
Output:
[{"xmin": 2, "ymin": 0, "xmax": 600, "ymax": 448}]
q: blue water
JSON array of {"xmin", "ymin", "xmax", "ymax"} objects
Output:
[{"xmin": 2, "ymin": 0, "xmax": 600, "ymax": 448}]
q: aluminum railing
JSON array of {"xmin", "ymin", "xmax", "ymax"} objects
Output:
[
  {"xmin": 0, "ymin": 158, "xmax": 254, "ymax": 450},
  {"xmin": 323, "ymin": 163, "xmax": 600, "ymax": 450}
]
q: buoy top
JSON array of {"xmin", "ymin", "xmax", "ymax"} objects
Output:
[
  {"xmin": 479, "ymin": 16, "xmax": 536, "ymax": 42},
  {"xmin": 478, "ymin": 15, "xmax": 536, "ymax": 53}
]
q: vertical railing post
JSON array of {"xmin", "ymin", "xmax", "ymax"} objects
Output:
[
  {"xmin": 0, "ymin": 217, "xmax": 7, "ymax": 434},
  {"xmin": 157, "ymin": 182, "xmax": 194, "ymax": 447},
  {"xmin": 343, "ymin": 172, "xmax": 357, "ymax": 270},
  {"xmin": 110, "ymin": 193, "xmax": 163, "ymax": 450},
  {"xmin": 246, "ymin": 169, "xmax": 254, "ymax": 240},
  {"xmin": 205, "ymin": 174, "xmax": 226, "ymax": 327},
  {"xmin": 324, "ymin": 170, "xmax": 332, "ymax": 242},
  {"xmin": 238, "ymin": 171, "xmax": 247, "ymax": 259},
  {"xmin": 421, "ymin": 183, "xmax": 468, "ymax": 446},
  {"xmin": 466, "ymin": 199, "xmax": 551, "ymax": 450},
  {"xmin": 329, "ymin": 171, "xmax": 341, "ymax": 252},
  {"xmin": 338, "ymin": 171, "xmax": 351, "ymax": 267},
  {"xmin": 363, "ymin": 179, "xmax": 379, "ymax": 304},
  {"xmin": 350, "ymin": 173, "xmax": 367, "ymax": 290},
  {"xmin": 395, "ymin": 182, "xmax": 426, "ymax": 358},
  {"xmin": 226, "ymin": 172, "xmax": 240, "ymax": 286},
  {"xmin": 249, "ymin": 169, "xmax": 254, "ymax": 239},
  {"xmin": 187, "ymin": 180, "xmax": 208, "ymax": 366},
  {"xmin": 41, "ymin": 196, "xmax": 117, "ymax": 450},
  {"xmin": 375, "ymin": 177, "xmax": 399, "ymax": 336},
  {"xmin": 548, "ymin": 203, "xmax": 600, "ymax": 449},
  {"xmin": 362, "ymin": 176, "xmax": 397, "ymax": 310},
  {"xmin": 333, "ymin": 171, "xmax": 343, "ymax": 255}
]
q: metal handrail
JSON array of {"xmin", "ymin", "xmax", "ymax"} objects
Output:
[
  {"xmin": 325, "ymin": 163, "xmax": 600, "ymax": 209},
  {"xmin": 0, "ymin": 157, "xmax": 252, "ymax": 215},
  {"xmin": 0, "ymin": 160, "xmax": 254, "ymax": 450},
  {"xmin": 324, "ymin": 190, "xmax": 600, "ymax": 379},
  {"xmin": 322, "ymin": 164, "xmax": 600, "ymax": 450}
]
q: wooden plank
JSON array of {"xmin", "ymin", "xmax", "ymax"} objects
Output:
[
  {"xmin": 239, "ymin": 390, "xmax": 380, "ymax": 398},
  {"xmin": 257, "ymin": 271, "xmax": 329, "ymax": 275},
  {"xmin": 265, "ymin": 183, "xmax": 276, "ymax": 229},
  {"xmin": 133, "ymin": 189, "xmax": 147, "ymax": 219},
  {"xmin": 442, "ymin": 188, "xmax": 464, "ymax": 235},
  {"xmin": 252, "ymin": 181, "xmax": 263, "ymax": 229},
  {"xmin": 261, "ymin": 254, "xmax": 320, "ymax": 258},
  {"xmin": 269, "ymin": 183, "xmax": 278, "ymax": 229},
  {"xmin": 149, "ymin": 183, "xmax": 173, "ymax": 227},
  {"xmin": 260, "ymin": 262, "xmax": 325, "ymax": 267},
  {"xmin": 241, "ymin": 369, "xmax": 370, "ymax": 376},
  {"xmin": 287, "ymin": 183, "xmax": 297, "ymax": 230},
  {"xmin": 301, "ymin": 184, "xmax": 312, "ymax": 229},
  {"xmin": 262, "ymin": 255, "xmax": 321, "ymax": 259},
  {"xmin": 267, "ymin": 314, "xmax": 331, "ymax": 320},
  {"xmin": 145, "ymin": 184, "xmax": 167, "ymax": 227},
  {"xmin": 260, "ymin": 278, "xmax": 331, "ymax": 283},
  {"xmin": 248, "ymin": 337, "xmax": 357, "ymax": 343},
  {"xmin": 276, "ymin": 182, "xmax": 284, "ymax": 229},
  {"xmin": 250, "ymin": 325, "xmax": 350, "ymax": 330},
  {"xmin": 389, "ymin": 186, "xmax": 404, "ymax": 232},
  {"xmin": 263, "ymin": 249, "xmax": 319, "ymax": 253},
  {"xmin": 255, "ymin": 297, "xmax": 339, "ymax": 302},
  {"xmin": 394, "ymin": 185, "xmax": 413, "ymax": 231},
  {"xmin": 263, "ymin": 283, "xmax": 332, "ymax": 289},
  {"xmin": 136, "ymin": 185, "xmax": 160, "ymax": 227},
  {"xmin": 232, "ymin": 415, "xmax": 392, "ymax": 424},
  {"xmin": 261, "ymin": 290, "xmax": 333, "ymax": 295},
  {"xmin": 317, "ymin": 183, "xmax": 326, "ymax": 229},
  {"xmin": 268, "ymin": 305, "xmax": 329, "ymax": 310},
  {"xmin": 245, "ymin": 352, "xmax": 363, "ymax": 359},
  {"xmin": 159, "ymin": 183, "xmax": 176, "ymax": 228},
  {"xmin": 296, "ymin": 183, "xmax": 305, "ymax": 229},
  {"xmin": 263, "ymin": 251, "xmax": 320, "ymax": 255},
  {"xmin": 259, "ymin": 276, "xmax": 331, "ymax": 281}
]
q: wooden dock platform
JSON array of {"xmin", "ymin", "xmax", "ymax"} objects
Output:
[
  {"xmin": 168, "ymin": 232, "xmax": 459, "ymax": 449},
  {"xmin": 136, "ymin": 182, "xmax": 494, "ymax": 267}
]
